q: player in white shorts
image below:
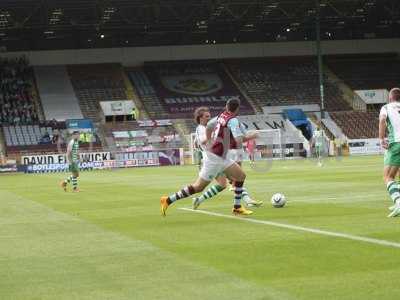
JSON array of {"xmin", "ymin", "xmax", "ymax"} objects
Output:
[
  {"xmin": 160, "ymin": 99, "xmax": 258, "ymax": 216},
  {"xmin": 225, "ymin": 122, "xmax": 263, "ymax": 205},
  {"xmin": 192, "ymin": 107, "xmax": 262, "ymax": 209},
  {"xmin": 379, "ymin": 88, "xmax": 400, "ymax": 217},
  {"xmin": 192, "ymin": 107, "xmax": 228, "ymax": 204},
  {"xmin": 312, "ymin": 125, "xmax": 324, "ymax": 167}
]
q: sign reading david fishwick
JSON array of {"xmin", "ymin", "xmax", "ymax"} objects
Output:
[{"xmin": 21, "ymin": 152, "xmax": 111, "ymax": 165}]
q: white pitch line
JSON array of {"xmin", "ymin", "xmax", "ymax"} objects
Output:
[{"xmin": 179, "ymin": 208, "xmax": 400, "ymax": 249}]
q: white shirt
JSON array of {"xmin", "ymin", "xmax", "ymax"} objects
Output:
[
  {"xmin": 195, "ymin": 124, "xmax": 208, "ymax": 152},
  {"xmin": 380, "ymin": 102, "xmax": 400, "ymax": 143},
  {"xmin": 313, "ymin": 130, "xmax": 324, "ymax": 147}
]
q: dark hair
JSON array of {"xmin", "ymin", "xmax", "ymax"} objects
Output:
[
  {"xmin": 73, "ymin": 130, "xmax": 80, "ymax": 135},
  {"xmin": 226, "ymin": 98, "xmax": 240, "ymax": 113},
  {"xmin": 194, "ymin": 106, "xmax": 210, "ymax": 124},
  {"xmin": 390, "ymin": 88, "xmax": 400, "ymax": 101}
]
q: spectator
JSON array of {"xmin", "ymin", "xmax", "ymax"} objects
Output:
[
  {"xmin": 40, "ymin": 131, "xmax": 51, "ymax": 144},
  {"xmin": 52, "ymin": 129, "xmax": 60, "ymax": 144},
  {"xmin": 0, "ymin": 57, "xmax": 38, "ymax": 126}
]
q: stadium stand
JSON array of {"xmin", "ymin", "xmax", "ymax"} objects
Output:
[
  {"xmin": 227, "ymin": 57, "xmax": 352, "ymax": 111},
  {"xmin": 103, "ymin": 120, "xmax": 181, "ymax": 150},
  {"xmin": 0, "ymin": 57, "xmax": 41, "ymax": 125},
  {"xmin": 34, "ymin": 66, "xmax": 84, "ymax": 121},
  {"xmin": 127, "ymin": 69, "xmax": 169, "ymax": 119},
  {"xmin": 2, "ymin": 122, "xmax": 66, "ymax": 147},
  {"xmin": 238, "ymin": 114, "xmax": 305, "ymax": 144},
  {"xmin": 327, "ymin": 54, "xmax": 400, "ymax": 90},
  {"xmin": 176, "ymin": 119, "xmax": 197, "ymax": 135},
  {"xmin": 3, "ymin": 122, "xmax": 102, "ymax": 160},
  {"xmin": 321, "ymin": 55, "xmax": 399, "ymax": 140},
  {"xmin": 128, "ymin": 61, "xmax": 254, "ymax": 119},
  {"xmin": 120, "ymin": 70, "xmax": 147, "ymax": 120},
  {"xmin": 68, "ymin": 64, "xmax": 128, "ymax": 121},
  {"xmin": 330, "ymin": 111, "xmax": 379, "ymax": 139}
]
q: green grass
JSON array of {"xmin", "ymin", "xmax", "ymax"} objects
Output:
[{"xmin": 1, "ymin": 155, "xmax": 400, "ymax": 300}]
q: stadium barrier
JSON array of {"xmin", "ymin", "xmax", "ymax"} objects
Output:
[
  {"xmin": 18, "ymin": 149, "xmax": 184, "ymax": 173},
  {"xmin": 21, "ymin": 152, "xmax": 111, "ymax": 165},
  {"xmin": 0, "ymin": 163, "xmax": 18, "ymax": 173},
  {"xmin": 348, "ymin": 139, "xmax": 383, "ymax": 156}
]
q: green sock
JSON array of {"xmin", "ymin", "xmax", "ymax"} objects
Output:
[
  {"xmin": 72, "ymin": 176, "xmax": 78, "ymax": 190},
  {"xmin": 198, "ymin": 185, "xmax": 225, "ymax": 202},
  {"xmin": 65, "ymin": 175, "xmax": 73, "ymax": 184},
  {"xmin": 387, "ymin": 181, "xmax": 400, "ymax": 204}
]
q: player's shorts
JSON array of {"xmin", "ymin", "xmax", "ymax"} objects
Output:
[
  {"xmin": 315, "ymin": 145, "xmax": 323, "ymax": 154},
  {"xmin": 199, "ymin": 152, "xmax": 235, "ymax": 182},
  {"xmin": 227, "ymin": 149, "xmax": 245, "ymax": 163},
  {"xmin": 194, "ymin": 150, "xmax": 203, "ymax": 165},
  {"xmin": 384, "ymin": 143, "xmax": 400, "ymax": 166},
  {"xmin": 69, "ymin": 162, "xmax": 79, "ymax": 173}
]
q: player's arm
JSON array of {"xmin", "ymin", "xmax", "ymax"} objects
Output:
[
  {"xmin": 205, "ymin": 117, "xmax": 217, "ymax": 142},
  {"xmin": 243, "ymin": 131, "xmax": 258, "ymax": 143},
  {"xmin": 198, "ymin": 128, "xmax": 208, "ymax": 146},
  {"xmin": 239, "ymin": 122, "xmax": 257, "ymax": 143},
  {"xmin": 66, "ymin": 140, "xmax": 73, "ymax": 162},
  {"xmin": 379, "ymin": 108, "xmax": 388, "ymax": 149},
  {"xmin": 228, "ymin": 118, "xmax": 258, "ymax": 145}
]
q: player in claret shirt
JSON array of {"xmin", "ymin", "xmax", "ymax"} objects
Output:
[{"xmin": 160, "ymin": 99, "xmax": 258, "ymax": 216}]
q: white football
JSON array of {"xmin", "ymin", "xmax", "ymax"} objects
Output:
[{"xmin": 271, "ymin": 193, "xmax": 286, "ymax": 208}]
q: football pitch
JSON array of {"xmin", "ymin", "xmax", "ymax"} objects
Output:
[{"xmin": 2, "ymin": 155, "xmax": 400, "ymax": 300}]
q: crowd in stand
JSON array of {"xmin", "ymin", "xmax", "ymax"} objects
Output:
[{"xmin": 0, "ymin": 57, "xmax": 39, "ymax": 125}]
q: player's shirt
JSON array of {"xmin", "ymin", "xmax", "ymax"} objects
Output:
[
  {"xmin": 67, "ymin": 139, "xmax": 80, "ymax": 163},
  {"xmin": 195, "ymin": 124, "xmax": 207, "ymax": 152},
  {"xmin": 380, "ymin": 102, "xmax": 400, "ymax": 144},
  {"xmin": 229, "ymin": 121, "xmax": 248, "ymax": 161},
  {"xmin": 245, "ymin": 139, "xmax": 256, "ymax": 153},
  {"xmin": 313, "ymin": 130, "xmax": 324, "ymax": 147},
  {"xmin": 208, "ymin": 112, "xmax": 243, "ymax": 157},
  {"xmin": 239, "ymin": 122, "xmax": 248, "ymax": 138}
]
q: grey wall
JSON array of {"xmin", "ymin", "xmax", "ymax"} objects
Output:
[{"xmin": 2, "ymin": 39, "xmax": 399, "ymax": 66}]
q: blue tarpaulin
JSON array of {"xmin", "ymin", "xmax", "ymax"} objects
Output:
[
  {"xmin": 284, "ymin": 109, "xmax": 308, "ymax": 126},
  {"xmin": 284, "ymin": 109, "xmax": 313, "ymax": 140}
]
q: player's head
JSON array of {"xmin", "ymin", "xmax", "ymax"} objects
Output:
[
  {"xmin": 226, "ymin": 98, "xmax": 240, "ymax": 115},
  {"xmin": 72, "ymin": 131, "xmax": 80, "ymax": 140},
  {"xmin": 389, "ymin": 88, "xmax": 400, "ymax": 102},
  {"xmin": 194, "ymin": 106, "xmax": 211, "ymax": 125}
]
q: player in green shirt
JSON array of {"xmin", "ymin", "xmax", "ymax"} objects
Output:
[
  {"xmin": 60, "ymin": 131, "xmax": 80, "ymax": 192},
  {"xmin": 379, "ymin": 88, "xmax": 400, "ymax": 217}
]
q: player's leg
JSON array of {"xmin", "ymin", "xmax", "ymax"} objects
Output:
[
  {"xmin": 61, "ymin": 163, "xmax": 77, "ymax": 191},
  {"xmin": 249, "ymin": 151, "xmax": 255, "ymax": 164},
  {"xmin": 160, "ymin": 154, "xmax": 222, "ymax": 216},
  {"xmin": 195, "ymin": 150, "xmax": 203, "ymax": 170},
  {"xmin": 71, "ymin": 170, "xmax": 79, "ymax": 192},
  {"xmin": 227, "ymin": 163, "xmax": 239, "ymax": 191},
  {"xmin": 316, "ymin": 146, "xmax": 322, "ymax": 166},
  {"xmin": 160, "ymin": 177, "xmax": 210, "ymax": 216},
  {"xmin": 385, "ymin": 166, "xmax": 400, "ymax": 217},
  {"xmin": 233, "ymin": 161, "xmax": 263, "ymax": 207},
  {"xmin": 61, "ymin": 173, "xmax": 72, "ymax": 191},
  {"xmin": 192, "ymin": 174, "xmax": 227, "ymax": 209},
  {"xmin": 384, "ymin": 143, "xmax": 400, "ymax": 217},
  {"xmin": 192, "ymin": 154, "xmax": 229, "ymax": 209},
  {"xmin": 223, "ymin": 162, "xmax": 252, "ymax": 215}
]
